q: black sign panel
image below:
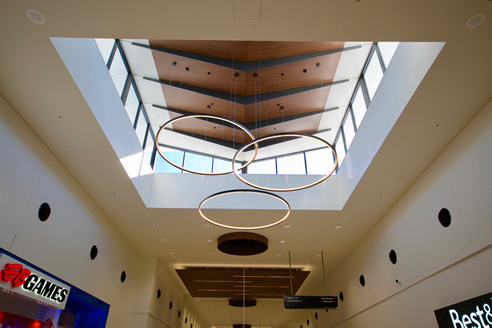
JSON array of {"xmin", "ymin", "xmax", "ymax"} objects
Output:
[
  {"xmin": 434, "ymin": 292, "xmax": 492, "ymax": 328},
  {"xmin": 283, "ymin": 296, "xmax": 338, "ymax": 309}
]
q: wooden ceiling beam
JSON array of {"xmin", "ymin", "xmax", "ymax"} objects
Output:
[
  {"xmin": 133, "ymin": 42, "xmax": 360, "ymax": 71},
  {"xmin": 145, "ymin": 76, "xmax": 348, "ymax": 105}
]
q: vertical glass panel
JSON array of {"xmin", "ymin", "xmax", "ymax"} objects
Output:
[
  {"xmin": 140, "ymin": 134, "xmax": 154, "ymax": 176},
  {"xmin": 342, "ymin": 114, "xmax": 356, "ymax": 150},
  {"xmin": 352, "ymin": 87, "xmax": 367, "ymax": 128},
  {"xmin": 154, "ymin": 147, "xmax": 183, "ymax": 173},
  {"xmin": 364, "ymin": 51, "xmax": 384, "ymax": 100},
  {"xmin": 109, "ymin": 48, "xmax": 128, "ymax": 96},
  {"xmin": 95, "ymin": 39, "xmax": 115, "ymax": 66},
  {"xmin": 213, "ymin": 158, "xmax": 232, "ymax": 173},
  {"xmin": 183, "ymin": 153, "xmax": 213, "ymax": 174},
  {"xmin": 335, "ymin": 137, "xmax": 346, "ymax": 166},
  {"xmin": 247, "ymin": 159, "xmax": 276, "ymax": 174},
  {"xmin": 378, "ymin": 42, "xmax": 399, "ymax": 69},
  {"xmin": 135, "ymin": 109, "xmax": 148, "ymax": 146},
  {"xmin": 125, "ymin": 84, "xmax": 139, "ymax": 126},
  {"xmin": 277, "ymin": 153, "xmax": 306, "ymax": 175},
  {"xmin": 305, "ymin": 148, "xmax": 336, "ymax": 175}
]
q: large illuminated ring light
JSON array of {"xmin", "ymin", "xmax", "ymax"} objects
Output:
[
  {"xmin": 155, "ymin": 114, "xmax": 258, "ymax": 175},
  {"xmin": 232, "ymin": 133, "xmax": 338, "ymax": 192},
  {"xmin": 198, "ymin": 189, "xmax": 291, "ymax": 230}
]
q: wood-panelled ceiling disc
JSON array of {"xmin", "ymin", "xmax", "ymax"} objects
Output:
[
  {"xmin": 218, "ymin": 232, "xmax": 268, "ymax": 256},
  {"xmin": 229, "ymin": 299, "xmax": 257, "ymax": 307}
]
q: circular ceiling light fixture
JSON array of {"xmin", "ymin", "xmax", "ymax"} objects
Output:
[
  {"xmin": 156, "ymin": 114, "xmax": 258, "ymax": 175},
  {"xmin": 233, "ymin": 325, "xmax": 252, "ymax": 328},
  {"xmin": 27, "ymin": 9, "xmax": 45, "ymax": 25},
  {"xmin": 198, "ymin": 189, "xmax": 291, "ymax": 230},
  {"xmin": 229, "ymin": 298, "xmax": 257, "ymax": 307},
  {"xmin": 466, "ymin": 13, "xmax": 486, "ymax": 28},
  {"xmin": 218, "ymin": 232, "xmax": 268, "ymax": 255},
  {"xmin": 232, "ymin": 133, "xmax": 337, "ymax": 192}
]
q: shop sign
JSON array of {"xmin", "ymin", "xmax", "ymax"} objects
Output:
[
  {"xmin": 283, "ymin": 296, "xmax": 338, "ymax": 309},
  {"xmin": 434, "ymin": 292, "xmax": 492, "ymax": 328},
  {"xmin": 0, "ymin": 253, "xmax": 70, "ymax": 310}
]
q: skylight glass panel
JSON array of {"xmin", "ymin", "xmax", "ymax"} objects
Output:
[
  {"xmin": 247, "ymin": 159, "xmax": 276, "ymax": 174},
  {"xmin": 305, "ymin": 148, "xmax": 336, "ymax": 175},
  {"xmin": 378, "ymin": 42, "xmax": 399, "ymax": 69},
  {"xmin": 154, "ymin": 147, "xmax": 183, "ymax": 173},
  {"xmin": 364, "ymin": 51, "xmax": 384, "ymax": 100},
  {"xmin": 183, "ymin": 153, "xmax": 213, "ymax": 174},
  {"xmin": 277, "ymin": 153, "xmax": 306, "ymax": 175},
  {"xmin": 109, "ymin": 48, "xmax": 128, "ymax": 96},
  {"xmin": 212, "ymin": 158, "xmax": 244, "ymax": 174},
  {"xmin": 95, "ymin": 39, "xmax": 115, "ymax": 66},
  {"xmin": 343, "ymin": 114, "xmax": 355, "ymax": 150},
  {"xmin": 135, "ymin": 108, "xmax": 148, "ymax": 145},
  {"xmin": 352, "ymin": 86, "xmax": 367, "ymax": 128},
  {"xmin": 125, "ymin": 84, "xmax": 139, "ymax": 125},
  {"xmin": 335, "ymin": 137, "xmax": 346, "ymax": 166}
]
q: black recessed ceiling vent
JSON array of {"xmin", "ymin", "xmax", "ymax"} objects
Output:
[
  {"xmin": 229, "ymin": 298, "xmax": 257, "ymax": 307},
  {"xmin": 218, "ymin": 232, "xmax": 268, "ymax": 256}
]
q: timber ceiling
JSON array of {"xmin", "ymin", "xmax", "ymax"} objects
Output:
[
  {"xmin": 176, "ymin": 267, "xmax": 310, "ymax": 299},
  {"xmin": 147, "ymin": 41, "xmax": 345, "ymax": 142}
]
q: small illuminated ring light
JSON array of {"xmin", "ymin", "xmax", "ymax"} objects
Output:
[
  {"xmin": 232, "ymin": 133, "xmax": 337, "ymax": 192},
  {"xmin": 198, "ymin": 189, "xmax": 291, "ymax": 230},
  {"xmin": 156, "ymin": 114, "xmax": 258, "ymax": 175}
]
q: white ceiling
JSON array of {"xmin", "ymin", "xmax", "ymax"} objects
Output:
[{"xmin": 0, "ymin": 1, "xmax": 491, "ymax": 327}]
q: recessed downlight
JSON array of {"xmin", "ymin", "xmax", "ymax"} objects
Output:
[
  {"xmin": 27, "ymin": 9, "xmax": 45, "ymax": 25},
  {"xmin": 280, "ymin": 240, "xmax": 285, "ymax": 243},
  {"xmin": 335, "ymin": 225, "xmax": 341, "ymax": 229},
  {"xmin": 162, "ymin": 238, "xmax": 167, "ymax": 242},
  {"xmin": 466, "ymin": 13, "xmax": 486, "ymax": 28},
  {"xmin": 208, "ymin": 239, "xmax": 213, "ymax": 242}
]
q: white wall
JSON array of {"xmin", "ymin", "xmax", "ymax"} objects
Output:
[
  {"xmin": 284, "ymin": 98, "xmax": 492, "ymax": 328},
  {"xmin": 129, "ymin": 258, "xmax": 206, "ymax": 328},
  {"xmin": 0, "ymin": 92, "xmax": 205, "ymax": 328}
]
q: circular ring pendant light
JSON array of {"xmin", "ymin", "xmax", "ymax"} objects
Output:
[
  {"xmin": 156, "ymin": 114, "xmax": 258, "ymax": 175},
  {"xmin": 232, "ymin": 133, "xmax": 337, "ymax": 192},
  {"xmin": 198, "ymin": 189, "xmax": 291, "ymax": 230}
]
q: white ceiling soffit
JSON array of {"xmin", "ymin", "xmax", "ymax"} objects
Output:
[{"xmin": 53, "ymin": 38, "xmax": 444, "ymax": 211}]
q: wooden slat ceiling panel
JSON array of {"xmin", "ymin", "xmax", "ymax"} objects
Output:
[
  {"xmin": 244, "ymin": 87, "xmax": 331, "ymax": 123},
  {"xmin": 176, "ymin": 268, "xmax": 310, "ymax": 299},
  {"xmin": 151, "ymin": 51, "xmax": 341, "ymax": 96},
  {"xmin": 253, "ymin": 114, "xmax": 323, "ymax": 138},
  {"xmin": 245, "ymin": 53, "xmax": 341, "ymax": 95},
  {"xmin": 169, "ymin": 112, "xmax": 250, "ymax": 144},
  {"xmin": 152, "ymin": 50, "xmax": 247, "ymax": 96},
  {"xmin": 246, "ymin": 41, "xmax": 345, "ymax": 62},
  {"xmin": 161, "ymin": 85, "xmax": 247, "ymax": 122},
  {"xmin": 152, "ymin": 41, "xmax": 341, "ymax": 141},
  {"xmin": 149, "ymin": 40, "xmax": 248, "ymax": 62}
]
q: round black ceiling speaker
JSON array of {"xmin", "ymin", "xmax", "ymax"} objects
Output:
[
  {"xmin": 218, "ymin": 232, "xmax": 268, "ymax": 256},
  {"xmin": 233, "ymin": 324, "xmax": 252, "ymax": 328},
  {"xmin": 229, "ymin": 298, "xmax": 257, "ymax": 307}
]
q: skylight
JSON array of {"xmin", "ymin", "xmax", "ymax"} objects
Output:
[{"xmin": 95, "ymin": 39, "xmax": 399, "ymax": 178}]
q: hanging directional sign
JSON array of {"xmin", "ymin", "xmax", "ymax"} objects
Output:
[{"xmin": 283, "ymin": 296, "xmax": 338, "ymax": 309}]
